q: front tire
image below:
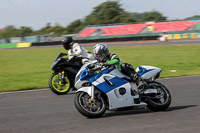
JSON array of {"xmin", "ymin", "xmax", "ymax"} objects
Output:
[
  {"xmin": 74, "ymin": 91, "xmax": 106, "ymax": 118},
  {"xmin": 49, "ymin": 73, "xmax": 71, "ymax": 95},
  {"xmin": 146, "ymin": 81, "xmax": 171, "ymax": 111}
]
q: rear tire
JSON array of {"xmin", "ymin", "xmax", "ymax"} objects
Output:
[
  {"xmin": 146, "ymin": 81, "xmax": 171, "ymax": 111},
  {"xmin": 49, "ymin": 73, "xmax": 71, "ymax": 95},
  {"xmin": 74, "ymin": 91, "xmax": 106, "ymax": 118}
]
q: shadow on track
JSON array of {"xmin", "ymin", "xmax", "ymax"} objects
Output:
[
  {"xmin": 102, "ymin": 105, "xmax": 197, "ymax": 118},
  {"xmin": 49, "ymin": 91, "xmax": 76, "ymax": 96},
  {"xmin": 166, "ymin": 105, "xmax": 197, "ymax": 111}
]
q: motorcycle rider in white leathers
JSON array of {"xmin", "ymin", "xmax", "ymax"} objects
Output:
[{"xmin": 62, "ymin": 37, "xmax": 94, "ymax": 63}]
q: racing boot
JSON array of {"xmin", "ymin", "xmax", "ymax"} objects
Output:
[
  {"xmin": 131, "ymin": 73, "xmax": 146, "ymax": 91},
  {"xmin": 137, "ymin": 77, "xmax": 146, "ymax": 90}
]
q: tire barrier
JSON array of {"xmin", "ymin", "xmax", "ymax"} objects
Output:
[
  {"xmin": 0, "ymin": 43, "xmax": 17, "ymax": 49},
  {"xmin": 74, "ymin": 35, "xmax": 159, "ymax": 43},
  {"xmin": 30, "ymin": 35, "xmax": 158, "ymax": 46},
  {"xmin": 0, "ymin": 42, "xmax": 32, "ymax": 49},
  {"xmin": 17, "ymin": 43, "xmax": 32, "ymax": 48},
  {"xmin": 167, "ymin": 33, "xmax": 200, "ymax": 40},
  {"xmin": 30, "ymin": 35, "xmax": 159, "ymax": 46},
  {"xmin": 31, "ymin": 41, "xmax": 61, "ymax": 46}
]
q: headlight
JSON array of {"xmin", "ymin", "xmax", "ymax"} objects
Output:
[{"xmin": 82, "ymin": 82, "xmax": 92, "ymax": 87}]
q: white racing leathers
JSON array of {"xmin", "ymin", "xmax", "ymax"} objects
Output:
[{"xmin": 68, "ymin": 43, "xmax": 94, "ymax": 61}]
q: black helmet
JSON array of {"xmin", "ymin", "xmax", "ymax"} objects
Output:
[{"xmin": 62, "ymin": 37, "xmax": 74, "ymax": 50}]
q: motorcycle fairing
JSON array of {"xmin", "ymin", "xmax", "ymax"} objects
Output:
[
  {"xmin": 136, "ymin": 66, "xmax": 162, "ymax": 80},
  {"xmin": 90, "ymin": 73, "xmax": 145, "ymax": 109},
  {"xmin": 54, "ymin": 53, "xmax": 67, "ymax": 62},
  {"xmin": 106, "ymin": 83, "xmax": 146, "ymax": 110},
  {"xmin": 51, "ymin": 53, "xmax": 67, "ymax": 69},
  {"xmin": 94, "ymin": 74, "xmax": 128, "ymax": 93},
  {"xmin": 80, "ymin": 67, "xmax": 103, "ymax": 83}
]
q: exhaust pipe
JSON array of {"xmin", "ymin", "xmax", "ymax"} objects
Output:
[{"xmin": 143, "ymin": 89, "xmax": 158, "ymax": 94}]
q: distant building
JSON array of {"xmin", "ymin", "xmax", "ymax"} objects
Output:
[{"xmin": 0, "ymin": 29, "xmax": 4, "ymax": 32}]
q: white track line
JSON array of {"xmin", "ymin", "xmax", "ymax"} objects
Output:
[
  {"xmin": 158, "ymin": 75, "xmax": 200, "ymax": 80},
  {"xmin": 0, "ymin": 88, "xmax": 48, "ymax": 95}
]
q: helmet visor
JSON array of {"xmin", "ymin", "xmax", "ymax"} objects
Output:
[{"xmin": 94, "ymin": 53, "xmax": 106, "ymax": 62}]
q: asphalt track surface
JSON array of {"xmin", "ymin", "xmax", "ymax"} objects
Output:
[{"xmin": 0, "ymin": 75, "xmax": 200, "ymax": 133}]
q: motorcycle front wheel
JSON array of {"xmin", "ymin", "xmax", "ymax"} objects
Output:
[
  {"xmin": 74, "ymin": 91, "xmax": 106, "ymax": 118},
  {"xmin": 49, "ymin": 73, "xmax": 71, "ymax": 95},
  {"xmin": 146, "ymin": 81, "xmax": 171, "ymax": 111}
]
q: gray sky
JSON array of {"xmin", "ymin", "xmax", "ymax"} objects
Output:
[{"xmin": 1, "ymin": 0, "xmax": 200, "ymax": 30}]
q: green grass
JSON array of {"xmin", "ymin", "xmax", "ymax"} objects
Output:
[{"xmin": 0, "ymin": 45, "xmax": 200, "ymax": 92}]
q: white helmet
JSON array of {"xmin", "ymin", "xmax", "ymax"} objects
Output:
[{"xmin": 93, "ymin": 43, "xmax": 109, "ymax": 62}]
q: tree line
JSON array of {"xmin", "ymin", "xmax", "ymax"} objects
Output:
[{"xmin": 1, "ymin": 1, "xmax": 200, "ymax": 39}]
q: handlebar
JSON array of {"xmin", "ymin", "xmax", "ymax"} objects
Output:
[
  {"xmin": 90, "ymin": 66, "xmax": 102, "ymax": 72},
  {"xmin": 87, "ymin": 63, "xmax": 106, "ymax": 73}
]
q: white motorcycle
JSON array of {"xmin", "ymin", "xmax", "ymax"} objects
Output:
[{"xmin": 74, "ymin": 61, "xmax": 171, "ymax": 118}]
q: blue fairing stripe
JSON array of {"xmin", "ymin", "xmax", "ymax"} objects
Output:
[
  {"xmin": 80, "ymin": 68, "xmax": 113, "ymax": 81},
  {"xmin": 122, "ymin": 77, "xmax": 132, "ymax": 82},
  {"xmin": 88, "ymin": 74, "xmax": 102, "ymax": 83},
  {"xmin": 80, "ymin": 67, "xmax": 103, "ymax": 82},
  {"xmin": 96, "ymin": 77, "xmax": 128, "ymax": 93},
  {"xmin": 138, "ymin": 66, "xmax": 153, "ymax": 76},
  {"xmin": 101, "ymin": 68, "xmax": 113, "ymax": 74},
  {"xmin": 80, "ymin": 68, "xmax": 88, "ymax": 80}
]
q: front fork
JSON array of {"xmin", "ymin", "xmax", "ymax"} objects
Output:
[
  {"xmin": 58, "ymin": 71, "xmax": 66, "ymax": 84},
  {"xmin": 91, "ymin": 85, "xmax": 95, "ymax": 101},
  {"xmin": 90, "ymin": 85, "xmax": 102, "ymax": 102}
]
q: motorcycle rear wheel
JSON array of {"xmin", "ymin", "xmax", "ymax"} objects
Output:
[
  {"xmin": 74, "ymin": 91, "xmax": 106, "ymax": 118},
  {"xmin": 146, "ymin": 81, "xmax": 171, "ymax": 111},
  {"xmin": 49, "ymin": 73, "xmax": 71, "ymax": 95}
]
